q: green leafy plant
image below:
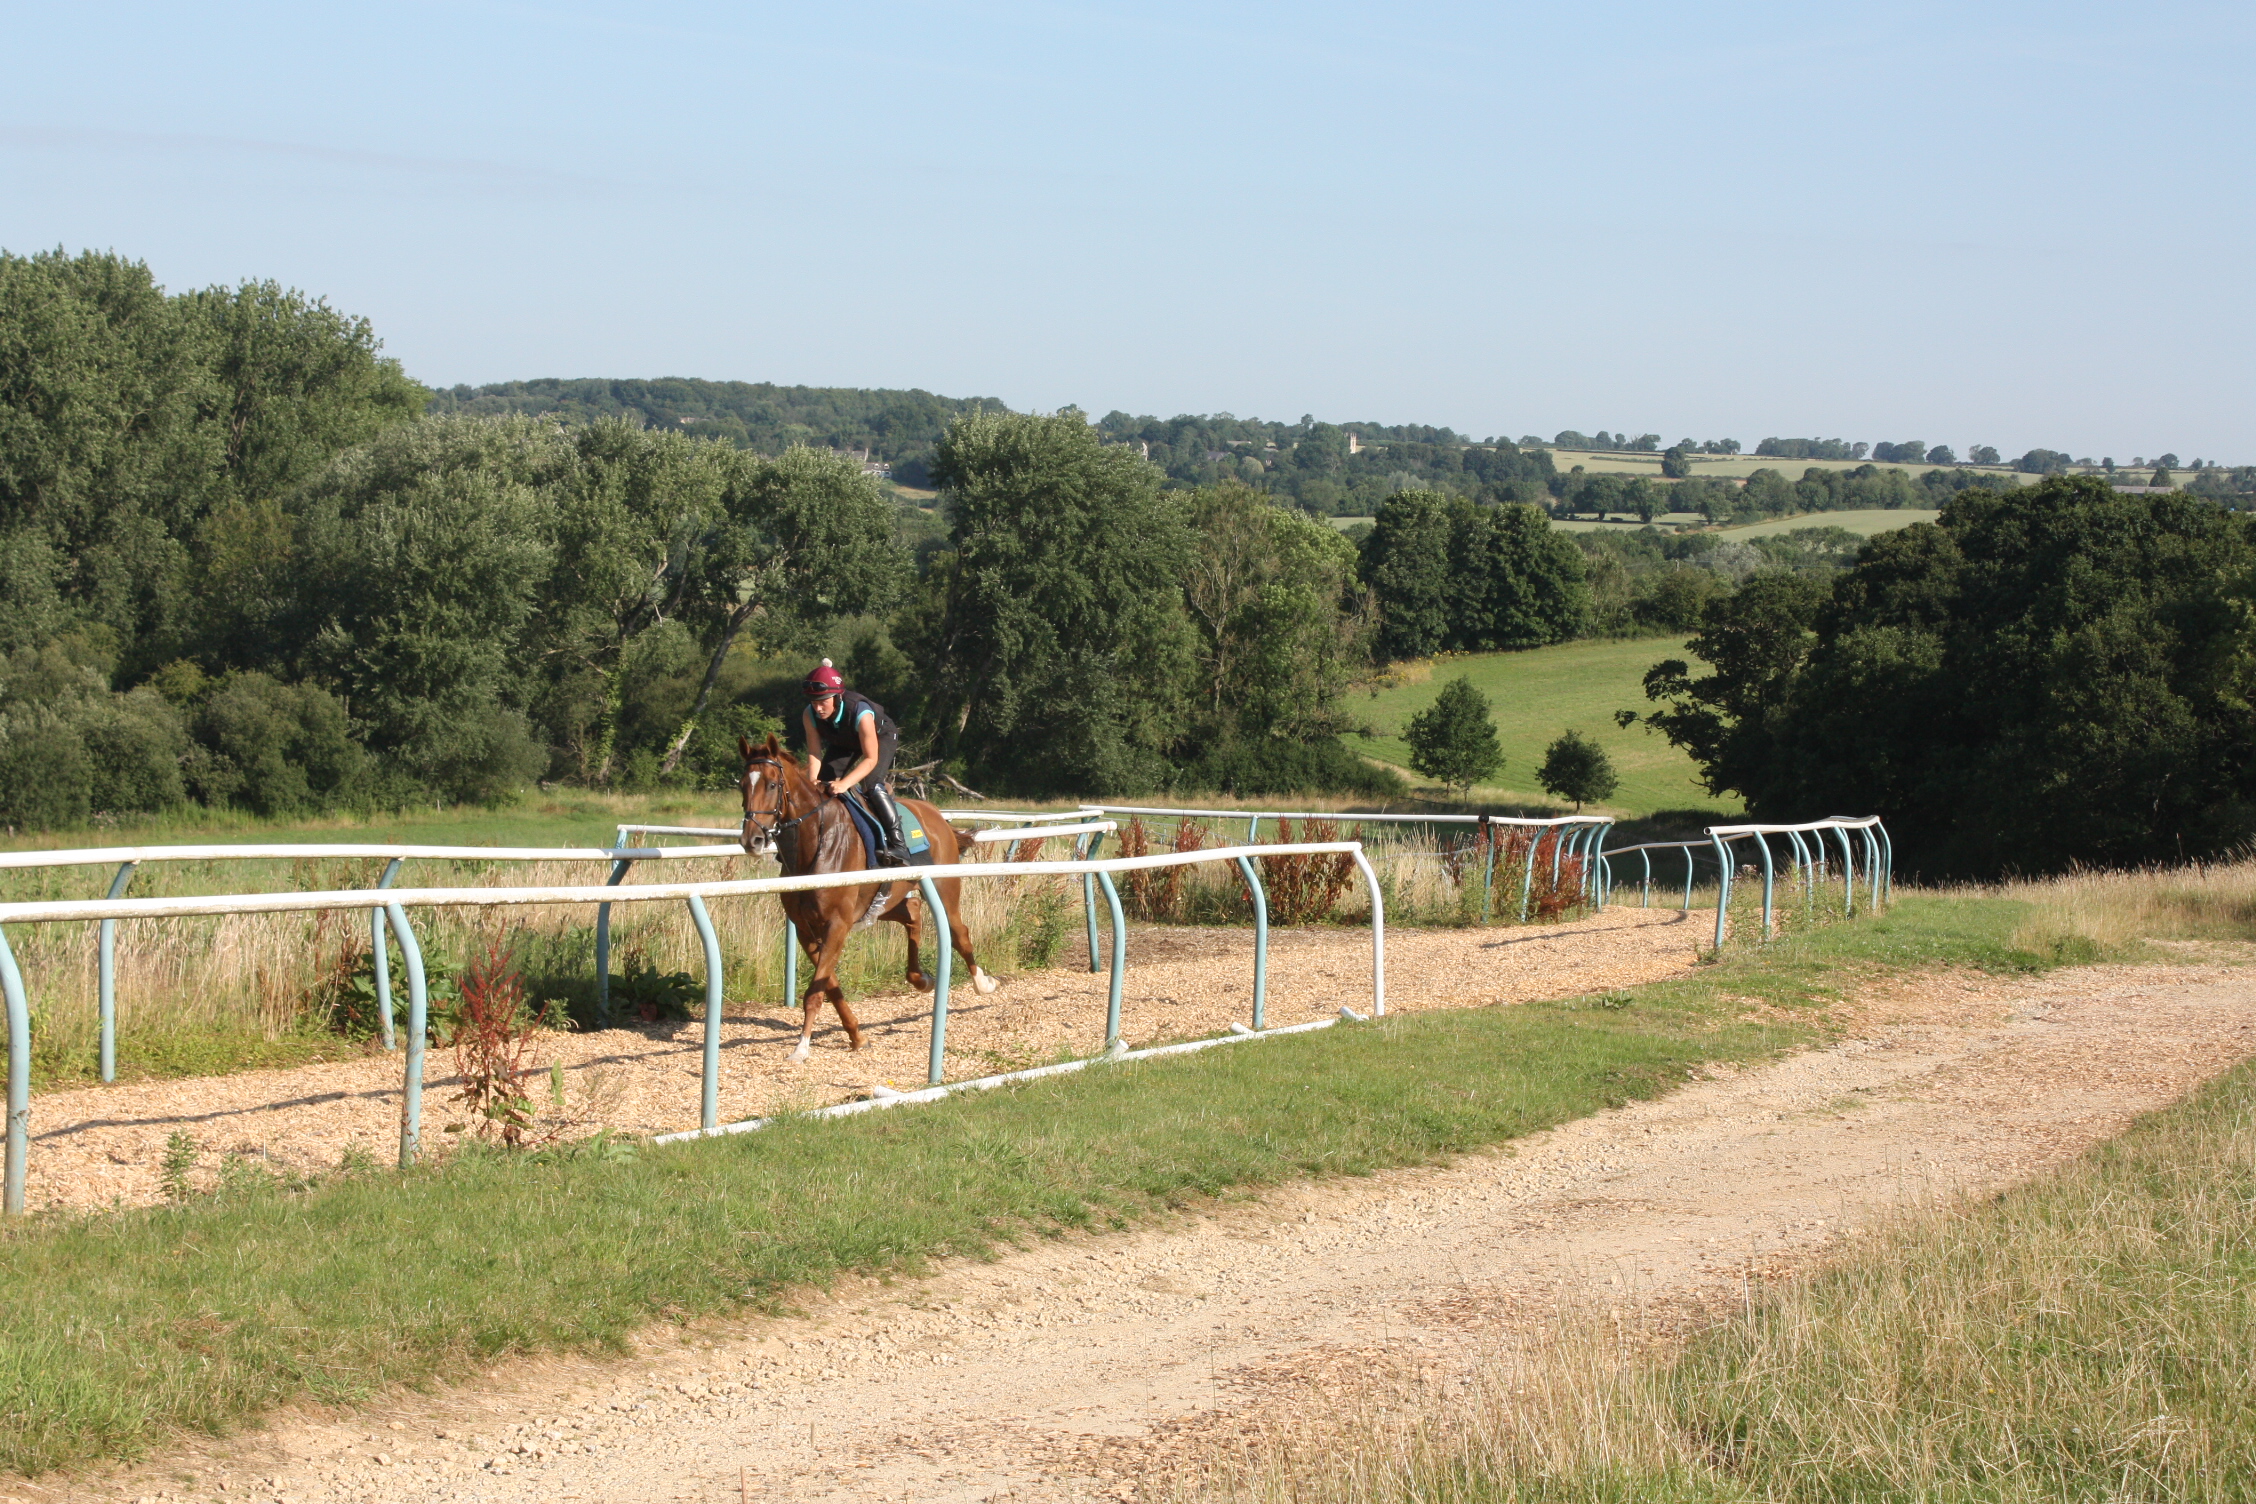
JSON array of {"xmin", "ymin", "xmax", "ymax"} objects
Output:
[
  {"xmin": 159, "ymin": 1131, "xmax": 199, "ymax": 1202},
  {"xmin": 1537, "ymin": 728, "xmax": 1619, "ymax": 811},
  {"xmin": 609, "ymin": 947, "xmax": 702, "ymax": 1024}
]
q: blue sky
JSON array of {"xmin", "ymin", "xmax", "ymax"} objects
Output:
[{"xmin": 5, "ymin": 1, "xmax": 2249, "ymax": 459}]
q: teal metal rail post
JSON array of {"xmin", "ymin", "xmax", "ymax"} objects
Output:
[
  {"xmin": 593, "ymin": 857, "xmax": 632, "ymax": 1025},
  {"xmin": 919, "ymin": 875, "xmax": 953, "ymax": 1085},
  {"xmin": 1862, "ymin": 824, "xmax": 1885, "ymax": 910},
  {"xmin": 1078, "ymin": 827, "xmax": 1107, "ymax": 972},
  {"xmin": 96, "ymin": 860, "xmax": 136, "ymax": 1081},
  {"xmin": 1234, "ymin": 855, "xmax": 1270, "ymax": 1029},
  {"xmin": 688, "ymin": 895, "xmax": 724, "ymax": 1132},
  {"xmin": 1832, "ymin": 824, "xmax": 1858, "ymax": 917},
  {"xmin": 371, "ymin": 858, "xmax": 403, "ymax": 1050},
  {"xmin": 0, "ymin": 923, "xmax": 27, "ymax": 1214},
  {"xmin": 383, "ymin": 903, "xmax": 429, "ymax": 1168},
  {"xmin": 1709, "ymin": 833, "xmax": 1734, "ymax": 950},
  {"xmin": 1096, "ymin": 871, "xmax": 1126, "ymax": 1049},
  {"xmin": 1478, "ymin": 815, "xmax": 1497, "ymax": 922}
]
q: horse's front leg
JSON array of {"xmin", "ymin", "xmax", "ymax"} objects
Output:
[
  {"xmin": 936, "ymin": 878, "xmax": 998, "ymax": 995},
  {"xmin": 797, "ymin": 920, "xmax": 860, "ymax": 1057}
]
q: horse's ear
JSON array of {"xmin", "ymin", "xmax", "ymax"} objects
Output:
[
  {"xmin": 763, "ymin": 733, "xmax": 782, "ymax": 754},
  {"xmin": 738, "ymin": 735, "xmax": 756, "ymax": 762}
]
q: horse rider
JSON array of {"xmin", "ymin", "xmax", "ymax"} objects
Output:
[{"xmin": 802, "ymin": 659, "xmax": 910, "ymax": 866}]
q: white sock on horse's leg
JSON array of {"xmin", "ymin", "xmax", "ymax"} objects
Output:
[{"xmin": 971, "ymin": 963, "xmax": 998, "ymax": 995}]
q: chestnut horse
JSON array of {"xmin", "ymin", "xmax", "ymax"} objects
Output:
[{"xmin": 736, "ymin": 734, "xmax": 996, "ymax": 1060}]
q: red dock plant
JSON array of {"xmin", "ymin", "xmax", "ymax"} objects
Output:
[{"xmin": 450, "ymin": 935, "xmax": 551, "ymax": 1148}]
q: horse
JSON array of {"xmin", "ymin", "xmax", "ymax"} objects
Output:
[{"xmin": 736, "ymin": 734, "xmax": 997, "ymax": 1061}]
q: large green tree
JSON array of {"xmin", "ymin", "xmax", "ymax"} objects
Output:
[
  {"xmin": 912, "ymin": 410, "xmax": 1196, "ymax": 795},
  {"xmin": 1360, "ymin": 490, "xmax": 1590, "ymax": 659},
  {"xmin": 1634, "ymin": 477, "xmax": 2256, "ymax": 875}
]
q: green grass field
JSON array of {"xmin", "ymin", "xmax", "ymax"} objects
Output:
[
  {"xmin": 1353, "ymin": 638, "xmax": 1737, "ymax": 819},
  {"xmin": 1718, "ymin": 507, "xmax": 1938, "ymax": 538},
  {"xmin": 1548, "ymin": 447, "xmax": 2029, "ymax": 484}
]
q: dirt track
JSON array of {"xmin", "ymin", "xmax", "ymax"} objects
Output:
[
  {"xmin": 49, "ymin": 948, "xmax": 2256, "ymax": 1504},
  {"xmin": 25, "ymin": 908, "xmax": 1704, "ymax": 1212}
]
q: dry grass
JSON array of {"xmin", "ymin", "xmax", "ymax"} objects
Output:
[
  {"xmin": 1216, "ymin": 1053, "xmax": 2256, "ymax": 1504},
  {"xmin": 1969, "ymin": 855, "xmax": 2256, "ymax": 958}
]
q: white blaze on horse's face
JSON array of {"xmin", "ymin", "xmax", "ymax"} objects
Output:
[{"xmin": 741, "ymin": 767, "xmax": 774, "ymax": 856}]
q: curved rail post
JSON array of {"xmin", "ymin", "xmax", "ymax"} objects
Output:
[
  {"xmin": 1478, "ymin": 815, "xmax": 1496, "ymax": 922},
  {"xmin": 1589, "ymin": 823, "xmax": 1612, "ymax": 911},
  {"xmin": 1246, "ymin": 813, "xmax": 1262, "ymax": 844},
  {"xmin": 1709, "ymin": 833, "xmax": 1734, "ymax": 951},
  {"xmin": 1096, "ymin": 870, "xmax": 1127, "ymax": 1049},
  {"xmin": 372, "ymin": 858, "xmax": 402, "ymax": 1051},
  {"xmin": 1348, "ymin": 849, "xmax": 1387, "ymax": 1017},
  {"xmin": 1682, "ymin": 844, "xmax": 1696, "ymax": 912},
  {"xmin": 383, "ymin": 903, "xmax": 429, "ymax": 1168},
  {"xmin": 0, "ymin": 923, "xmax": 28, "ymax": 1214},
  {"xmin": 96, "ymin": 860, "xmax": 136, "ymax": 1082},
  {"xmin": 1831, "ymin": 823, "xmax": 1858, "ymax": 917},
  {"xmin": 593, "ymin": 857, "xmax": 632, "ymax": 1025},
  {"xmin": 1234, "ymin": 855, "xmax": 1270, "ymax": 1030},
  {"xmin": 688, "ymin": 895, "xmax": 724, "ymax": 1132},
  {"xmin": 1755, "ymin": 832, "xmax": 1777, "ymax": 938},
  {"xmin": 918, "ymin": 875, "xmax": 953, "ymax": 1085},
  {"xmin": 1078, "ymin": 827, "xmax": 1106, "ymax": 972},
  {"xmin": 1878, "ymin": 822, "xmax": 1894, "ymax": 904},
  {"xmin": 1518, "ymin": 830, "xmax": 1539, "ymax": 922},
  {"xmin": 1857, "ymin": 822, "xmax": 1880, "ymax": 913},
  {"xmin": 1783, "ymin": 830, "xmax": 1812, "ymax": 919},
  {"xmin": 783, "ymin": 912, "xmax": 799, "ymax": 1009}
]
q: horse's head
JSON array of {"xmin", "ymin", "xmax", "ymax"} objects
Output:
[{"xmin": 737, "ymin": 733, "xmax": 812, "ymax": 859}]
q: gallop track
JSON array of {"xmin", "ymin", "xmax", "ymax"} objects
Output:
[{"xmin": 25, "ymin": 908, "xmax": 1702, "ymax": 1212}]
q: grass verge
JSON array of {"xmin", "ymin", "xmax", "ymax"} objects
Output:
[
  {"xmin": 0, "ymin": 895, "xmax": 2056, "ymax": 1477},
  {"xmin": 1227, "ymin": 1047, "xmax": 2256, "ymax": 1504}
]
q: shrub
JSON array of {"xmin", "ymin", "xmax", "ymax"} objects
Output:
[
  {"xmin": 0, "ymin": 712, "xmax": 91, "ymax": 830},
  {"xmin": 193, "ymin": 673, "xmax": 369, "ymax": 815},
  {"xmin": 1178, "ymin": 733, "xmax": 1405, "ymax": 798},
  {"xmin": 1259, "ymin": 818, "xmax": 1357, "ymax": 924}
]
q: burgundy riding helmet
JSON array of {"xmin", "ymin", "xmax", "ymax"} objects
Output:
[{"xmin": 803, "ymin": 659, "xmax": 845, "ymax": 698}]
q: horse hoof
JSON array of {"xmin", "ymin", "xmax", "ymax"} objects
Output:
[
  {"xmin": 788, "ymin": 1043, "xmax": 811, "ymax": 1063},
  {"xmin": 973, "ymin": 967, "xmax": 999, "ymax": 995},
  {"xmin": 908, "ymin": 973, "xmax": 934, "ymax": 993}
]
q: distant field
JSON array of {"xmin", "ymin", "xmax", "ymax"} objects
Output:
[
  {"xmin": 1718, "ymin": 508, "xmax": 1938, "ymax": 539},
  {"xmin": 1355, "ymin": 638, "xmax": 1738, "ymax": 819},
  {"xmin": 1548, "ymin": 447, "xmax": 2028, "ymax": 484}
]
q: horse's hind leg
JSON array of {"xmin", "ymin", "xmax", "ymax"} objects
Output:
[
  {"xmin": 895, "ymin": 901, "xmax": 933, "ymax": 994},
  {"xmin": 939, "ymin": 879, "xmax": 999, "ymax": 995}
]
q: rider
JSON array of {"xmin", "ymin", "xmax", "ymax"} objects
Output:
[{"xmin": 802, "ymin": 660, "xmax": 910, "ymax": 866}]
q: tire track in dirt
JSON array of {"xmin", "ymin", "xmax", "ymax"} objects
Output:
[{"xmin": 45, "ymin": 954, "xmax": 2256, "ymax": 1504}]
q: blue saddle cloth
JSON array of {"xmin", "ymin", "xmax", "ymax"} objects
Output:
[{"xmin": 838, "ymin": 791, "xmax": 937, "ymax": 870}]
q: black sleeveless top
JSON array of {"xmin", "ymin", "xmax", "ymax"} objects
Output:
[{"xmin": 812, "ymin": 689, "xmax": 897, "ymax": 772}]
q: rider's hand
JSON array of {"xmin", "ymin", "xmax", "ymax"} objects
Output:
[{"xmin": 817, "ymin": 779, "xmax": 835, "ymax": 797}]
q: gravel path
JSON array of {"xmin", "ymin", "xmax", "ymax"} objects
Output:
[
  {"xmin": 44, "ymin": 949, "xmax": 2256, "ymax": 1504},
  {"xmin": 24, "ymin": 908, "xmax": 1703, "ymax": 1212}
]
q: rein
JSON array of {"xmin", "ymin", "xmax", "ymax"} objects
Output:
[{"xmin": 741, "ymin": 757, "xmax": 825, "ymax": 857}]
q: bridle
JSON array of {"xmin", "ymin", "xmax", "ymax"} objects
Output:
[{"xmin": 739, "ymin": 752, "xmax": 822, "ymax": 856}]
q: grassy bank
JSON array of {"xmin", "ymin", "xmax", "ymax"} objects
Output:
[
  {"xmin": 1229, "ymin": 1054, "xmax": 2256, "ymax": 1504},
  {"xmin": 0, "ymin": 895, "xmax": 2057, "ymax": 1477}
]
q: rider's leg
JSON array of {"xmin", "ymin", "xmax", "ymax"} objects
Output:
[{"xmin": 863, "ymin": 735, "xmax": 908, "ymax": 864}]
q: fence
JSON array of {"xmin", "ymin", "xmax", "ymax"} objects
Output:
[
  {"xmin": 1592, "ymin": 818, "xmax": 1892, "ymax": 947},
  {"xmin": 624, "ymin": 805, "xmax": 1617, "ymax": 935},
  {"xmin": 0, "ymin": 842, "xmax": 730, "ymax": 1076},
  {"xmin": 0, "ymin": 840, "xmax": 1385, "ymax": 1214}
]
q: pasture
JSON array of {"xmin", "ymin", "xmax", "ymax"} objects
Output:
[
  {"xmin": 1354, "ymin": 638, "xmax": 1740, "ymax": 819},
  {"xmin": 1548, "ymin": 446, "xmax": 2029, "ymax": 483}
]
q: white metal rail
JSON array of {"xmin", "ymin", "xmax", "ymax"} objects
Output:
[{"xmin": 0, "ymin": 841, "xmax": 1385, "ymax": 1214}]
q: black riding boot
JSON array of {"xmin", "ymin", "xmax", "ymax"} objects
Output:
[{"xmin": 865, "ymin": 785, "xmax": 911, "ymax": 866}]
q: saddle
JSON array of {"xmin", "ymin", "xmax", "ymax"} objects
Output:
[{"xmin": 836, "ymin": 792, "xmax": 939, "ymax": 927}]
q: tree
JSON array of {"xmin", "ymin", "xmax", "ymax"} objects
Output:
[
  {"xmin": 912, "ymin": 410, "xmax": 1196, "ymax": 795},
  {"xmin": 1661, "ymin": 446, "xmax": 1692, "ymax": 479},
  {"xmin": 1360, "ymin": 491, "xmax": 1455, "ymax": 658},
  {"xmin": 1631, "ymin": 477, "xmax": 2256, "ymax": 875},
  {"xmin": 1405, "ymin": 675, "xmax": 1502, "ymax": 795},
  {"xmin": 1537, "ymin": 729, "xmax": 1618, "ymax": 811},
  {"xmin": 1968, "ymin": 445, "xmax": 2001, "ymax": 466},
  {"xmin": 1926, "ymin": 445, "xmax": 1957, "ymax": 465}
]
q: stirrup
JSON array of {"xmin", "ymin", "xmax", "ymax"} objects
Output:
[{"xmin": 875, "ymin": 845, "xmax": 910, "ymax": 868}]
